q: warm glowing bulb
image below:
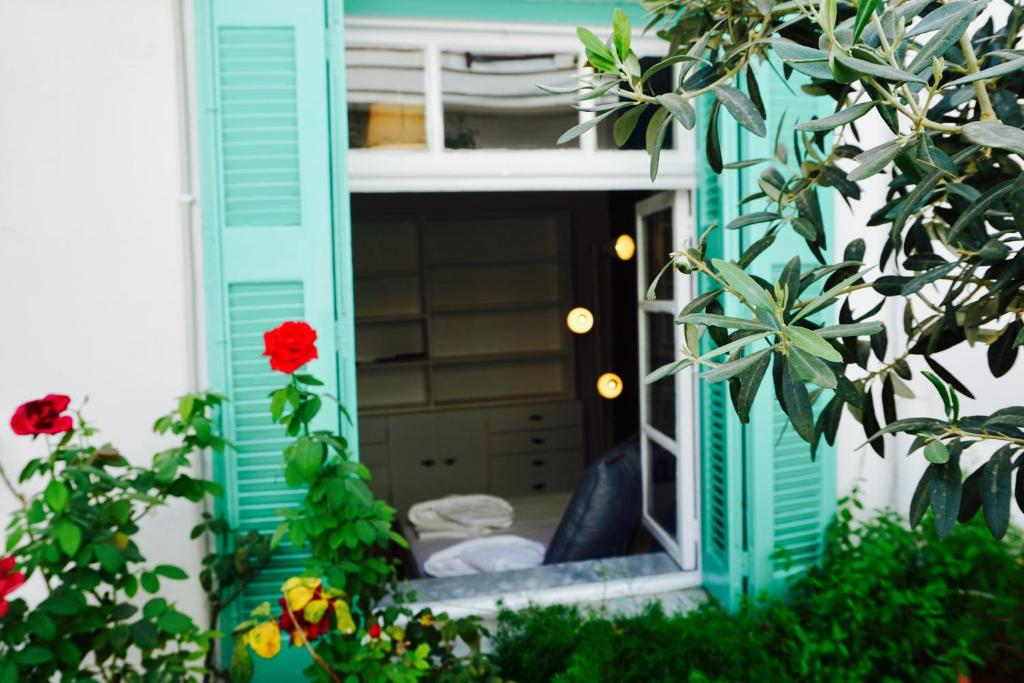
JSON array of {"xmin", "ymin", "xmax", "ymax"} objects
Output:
[
  {"xmin": 566, "ymin": 307, "xmax": 594, "ymax": 334},
  {"xmin": 597, "ymin": 372, "xmax": 623, "ymax": 399},
  {"xmin": 614, "ymin": 234, "xmax": 635, "ymax": 261}
]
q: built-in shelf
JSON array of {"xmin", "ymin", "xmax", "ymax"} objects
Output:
[{"xmin": 353, "ymin": 212, "xmax": 573, "ymax": 413}]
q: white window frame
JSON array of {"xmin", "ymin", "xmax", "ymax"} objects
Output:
[
  {"xmin": 344, "ymin": 16, "xmax": 704, "ymax": 611},
  {"xmin": 636, "ymin": 190, "xmax": 701, "ymax": 572},
  {"xmin": 344, "ymin": 16, "xmax": 696, "ymax": 193}
]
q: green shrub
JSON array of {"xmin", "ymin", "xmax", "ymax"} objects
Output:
[{"xmin": 490, "ymin": 502, "xmax": 1024, "ymax": 683}]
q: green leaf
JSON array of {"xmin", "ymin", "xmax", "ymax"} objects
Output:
[
  {"xmin": 712, "ymin": 85, "xmax": 766, "ymax": 137},
  {"xmin": 647, "ymin": 106, "xmax": 672, "ymax": 181},
  {"xmin": 706, "ymin": 100, "xmax": 723, "ymax": 173},
  {"xmin": 141, "ymin": 571, "xmax": 160, "ymax": 594},
  {"xmin": 772, "ymin": 40, "xmax": 833, "ymax": 80},
  {"xmin": 656, "ymin": 94, "xmax": 695, "ymax": 129},
  {"xmin": 293, "ymin": 437, "xmax": 325, "ymax": 482},
  {"xmin": 131, "ymin": 620, "xmax": 160, "ymax": 649},
  {"xmin": 157, "ymin": 610, "xmax": 193, "ymax": 634},
  {"xmin": 852, "ymin": 0, "xmax": 880, "ymax": 42},
  {"xmin": 906, "ymin": 0, "xmax": 974, "ymax": 37},
  {"xmin": 641, "ymin": 54, "xmax": 707, "ymax": 85},
  {"xmin": 848, "ymin": 139, "xmax": 906, "ymax": 181},
  {"xmin": 909, "ymin": 467, "xmax": 937, "ymax": 527},
  {"xmin": 44, "ymin": 480, "xmax": 70, "ymax": 513},
  {"xmin": 930, "ymin": 453, "xmax": 962, "ymax": 538},
  {"xmin": 947, "ymin": 176, "xmax": 1022, "ymax": 243},
  {"xmin": 576, "ymin": 27, "xmax": 613, "ymax": 63},
  {"xmin": 612, "ymin": 8, "xmax": 630, "ymax": 60},
  {"xmin": 16, "ymin": 647, "xmax": 53, "ymax": 666},
  {"xmin": 906, "ymin": 4, "xmax": 974, "ymax": 74},
  {"xmin": 557, "ymin": 105, "xmax": 626, "ymax": 145},
  {"xmin": 676, "ymin": 313, "xmax": 773, "ymax": 331},
  {"xmin": 816, "ymin": 321, "xmax": 883, "ymax": 338},
  {"xmin": 948, "ymin": 57, "xmax": 1024, "ymax": 87},
  {"xmin": 923, "ymin": 439, "xmax": 949, "ymax": 464},
  {"xmin": 980, "ymin": 447, "xmax": 1014, "ymax": 539},
  {"xmin": 613, "ymin": 104, "xmax": 647, "ymax": 146},
  {"xmin": 27, "ymin": 611, "xmax": 57, "ymax": 640},
  {"xmin": 712, "ymin": 258, "xmax": 773, "ymax": 309},
  {"xmin": 700, "ymin": 347, "xmax": 772, "ymax": 383},
  {"xmin": 154, "ymin": 564, "xmax": 188, "ymax": 580},
  {"xmin": 699, "ymin": 332, "xmax": 773, "ymax": 361},
  {"xmin": 781, "ymin": 356, "xmax": 815, "ymax": 443},
  {"xmin": 0, "ymin": 661, "xmax": 17, "ymax": 683},
  {"xmin": 794, "ymin": 101, "xmax": 876, "ymax": 132},
  {"xmin": 645, "ymin": 358, "xmax": 692, "ymax": 384},
  {"xmin": 94, "ymin": 543, "xmax": 123, "ymax": 573},
  {"xmin": 53, "ymin": 519, "xmax": 81, "ymax": 557},
  {"xmin": 726, "ymin": 211, "xmax": 780, "ymax": 230},
  {"xmin": 920, "ymin": 371, "xmax": 951, "ymax": 416},
  {"xmin": 833, "ymin": 52, "xmax": 927, "ymax": 83},
  {"xmin": 900, "ymin": 262, "xmax": 958, "ymax": 295},
  {"xmin": 792, "ymin": 269, "xmax": 866, "ymax": 323},
  {"xmin": 788, "ymin": 345, "xmax": 837, "ymax": 388},
  {"xmin": 962, "ymin": 121, "xmax": 1024, "ymax": 156},
  {"xmin": 785, "ymin": 325, "xmax": 842, "ymax": 362},
  {"xmin": 736, "ymin": 349, "xmax": 771, "ymax": 423}
]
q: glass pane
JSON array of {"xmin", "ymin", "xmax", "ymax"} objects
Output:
[
  {"xmin": 347, "ymin": 47, "xmax": 426, "ymax": 149},
  {"xmin": 644, "ymin": 207, "xmax": 674, "ymax": 300},
  {"xmin": 647, "ymin": 439, "xmax": 678, "ymax": 537},
  {"xmin": 597, "ymin": 57, "xmax": 675, "ymax": 150},
  {"xmin": 441, "ymin": 50, "xmax": 580, "ymax": 149},
  {"xmin": 646, "ymin": 313, "xmax": 676, "ymax": 438}
]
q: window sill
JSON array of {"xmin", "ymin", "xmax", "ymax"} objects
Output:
[{"xmin": 399, "ymin": 552, "xmax": 704, "ymax": 619}]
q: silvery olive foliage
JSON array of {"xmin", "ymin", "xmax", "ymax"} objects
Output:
[{"xmin": 562, "ymin": 1, "xmax": 1024, "ymax": 538}]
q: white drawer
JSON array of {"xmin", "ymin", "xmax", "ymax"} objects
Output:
[
  {"xmin": 492, "ymin": 449, "xmax": 583, "ymax": 480},
  {"xmin": 485, "ymin": 401, "xmax": 582, "ymax": 433},
  {"xmin": 490, "ymin": 426, "xmax": 583, "ymax": 455},
  {"xmin": 491, "ymin": 469, "xmax": 580, "ymax": 497}
]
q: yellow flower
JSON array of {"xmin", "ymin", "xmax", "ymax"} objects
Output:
[
  {"xmin": 418, "ymin": 613, "xmax": 436, "ymax": 628},
  {"xmin": 334, "ymin": 600, "xmax": 356, "ymax": 635},
  {"xmin": 281, "ymin": 577, "xmax": 320, "ymax": 612},
  {"xmin": 246, "ymin": 621, "xmax": 281, "ymax": 659},
  {"xmin": 303, "ymin": 598, "xmax": 329, "ymax": 625}
]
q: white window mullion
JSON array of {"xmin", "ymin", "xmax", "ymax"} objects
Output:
[
  {"xmin": 423, "ymin": 44, "xmax": 445, "ymax": 153},
  {"xmin": 578, "ymin": 50, "xmax": 598, "ymax": 153}
]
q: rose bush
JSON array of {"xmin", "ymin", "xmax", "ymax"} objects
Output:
[{"xmin": 225, "ymin": 321, "xmax": 495, "ymax": 683}]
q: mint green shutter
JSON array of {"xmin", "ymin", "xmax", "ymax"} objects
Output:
[
  {"xmin": 195, "ymin": 0, "xmax": 352, "ymax": 650},
  {"xmin": 698, "ymin": 64, "xmax": 836, "ymax": 608}
]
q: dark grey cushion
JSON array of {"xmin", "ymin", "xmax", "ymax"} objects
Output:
[{"xmin": 543, "ymin": 435, "xmax": 641, "ymax": 564}]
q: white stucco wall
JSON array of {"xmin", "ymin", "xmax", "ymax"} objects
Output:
[
  {"xmin": 0, "ymin": 0, "xmax": 1018, "ymax": 629},
  {"xmin": 0, "ymin": 0, "xmax": 208, "ymax": 622}
]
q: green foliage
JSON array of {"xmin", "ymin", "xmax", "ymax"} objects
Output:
[
  {"xmin": 491, "ymin": 500, "xmax": 1024, "ymax": 682},
  {"xmin": 0, "ymin": 393, "xmax": 227, "ymax": 681},
  {"xmin": 570, "ymin": 0, "xmax": 1024, "ymax": 537}
]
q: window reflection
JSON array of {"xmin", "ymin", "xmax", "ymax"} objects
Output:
[
  {"xmin": 347, "ymin": 47, "xmax": 427, "ymax": 149},
  {"xmin": 647, "ymin": 439, "xmax": 678, "ymax": 536},
  {"xmin": 647, "ymin": 313, "xmax": 676, "ymax": 439},
  {"xmin": 441, "ymin": 51, "xmax": 579, "ymax": 149}
]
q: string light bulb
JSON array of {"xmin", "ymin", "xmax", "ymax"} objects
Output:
[
  {"xmin": 597, "ymin": 372, "xmax": 623, "ymax": 399},
  {"xmin": 614, "ymin": 234, "xmax": 636, "ymax": 261},
  {"xmin": 566, "ymin": 307, "xmax": 595, "ymax": 334}
]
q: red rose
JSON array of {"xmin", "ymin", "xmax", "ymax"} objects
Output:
[
  {"xmin": 10, "ymin": 394, "xmax": 73, "ymax": 436},
  {"xmin": 263, "ymin": 321, "xmax": 318, "ymax": 374},
  {"xmin": 0, "ymin": 555, "xmax": 25, "ymax": 618},
  {"xmin": 368, "ymin": 623, "xmax": 382, "ymax": 639}
]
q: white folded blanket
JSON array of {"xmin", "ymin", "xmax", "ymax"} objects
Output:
[
  {"xmin": 423, "ymin": 535, "xmax": 546, "ymax": 577},
  {"xmin": 408, "ymin": 495, "xmax": 514, "ymax": 540}
]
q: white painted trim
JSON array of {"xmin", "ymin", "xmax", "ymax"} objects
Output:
[{"xmin": 406, "ymin": 569, "xmax": 704, "ymax": 620}]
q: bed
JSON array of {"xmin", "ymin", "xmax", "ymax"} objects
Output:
[{"xmin": 402, "ymin": 491, "xmax": 573, "ymax": 578}]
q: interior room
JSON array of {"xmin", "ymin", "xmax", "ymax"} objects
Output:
[{"xmin": 350, "ymin": 190, "xmax": 679, "ymax": 579}]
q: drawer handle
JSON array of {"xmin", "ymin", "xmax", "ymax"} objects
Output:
[
  {"xmin": 532, "ymin": 459, "xmax": 546, "ymax": 467},
  {"xmin": 530, "ymin": 437, "xmax": 546, "ymax": 445},
  {"xmin": 528, "ymin": 414, "xmax": 544, "ymax": 422},
  {"xmin": 420, "ymin": 459, "xmax": 436, "ymax": 468},
  {"xmin": 444, "ymin": 457, "xmax": 457, "ymax": 466},
  {"xmin": 531, "ymin": 483, "xmax": 546, "ymax": 491}
]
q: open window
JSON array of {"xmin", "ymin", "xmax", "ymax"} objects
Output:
[{"xmin": 635, "ymin": 191, "xmax": 700, "ymax": 571}]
